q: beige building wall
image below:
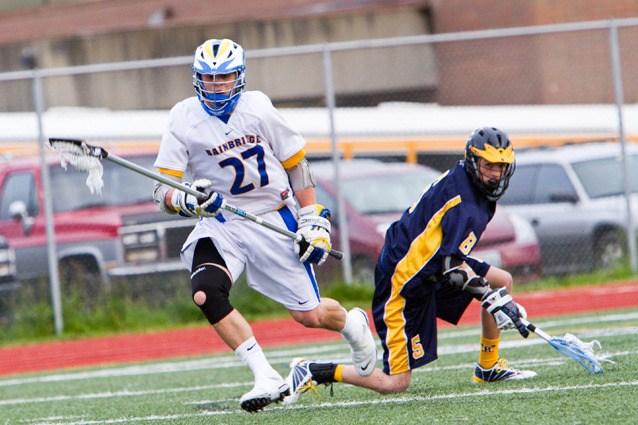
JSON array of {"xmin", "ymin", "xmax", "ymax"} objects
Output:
[
  {"xmin": 3, "ymin": 1, "xmax": 638, "ymax": 110},
  {"xmin": 0, "ymin": 3, "xmax": 435, "ymax": 111}
]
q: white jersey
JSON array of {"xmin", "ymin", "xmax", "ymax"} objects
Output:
[
  {"xmin": 154, "ymin": 91, "xmax": 305, "ymax": 220},
  {"xmin": 155, "ymin": 91, "xmax": 321, "ymax": 311}
]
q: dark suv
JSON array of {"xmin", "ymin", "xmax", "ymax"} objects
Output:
[
  {"xmin": 500, "ymin": 141, "xmax": 638, "ymax": 275},
  {"xmin": 0, "ymin": 149, "xmax": 195, "ymax": 293}
]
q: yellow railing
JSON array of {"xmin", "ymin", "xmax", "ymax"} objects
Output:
[{"xmin": 0, "ymin": 133, "xmax": 628, "ymax": 163}]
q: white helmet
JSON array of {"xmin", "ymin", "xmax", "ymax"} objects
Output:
[{"xmin": 192, "ymin": 39, "xmax": 246, "ymax": 116}]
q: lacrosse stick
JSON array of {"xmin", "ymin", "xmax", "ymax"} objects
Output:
[
  {"xmin": 48, "ymin": 138, "xmax": 344, "ymax": 260},
  {"xmin": 521, "ymin": 318, "xmax": 613, "ymax": 374}
]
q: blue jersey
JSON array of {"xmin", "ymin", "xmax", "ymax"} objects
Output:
[
  {"xmin": 380, "ymin": 161, "xmax": 494, "ymax": 284},
  {"xmin": 373, "ymin": 161, "xmax": 496, "ymax": 374}
]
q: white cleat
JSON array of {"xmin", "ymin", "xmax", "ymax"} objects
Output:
[
  {"xmin": 239, "ymin": 377, "xmax": 290, "ymax": 412},
  {"xmin": 344, "ymin": 308, "xmax": 377, "ymax": 377}
]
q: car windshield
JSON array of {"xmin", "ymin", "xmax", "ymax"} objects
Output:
[
  {"xmin": 50, "ymin": 155, "xmax": 156, "ymax": 213},
  {"xmin": 572, "ymin": 154, "xmax": 638, "ymax": 199},
  {"xmin": 341, "ymin": 170, "xmax": 440, "ymax": 214}
]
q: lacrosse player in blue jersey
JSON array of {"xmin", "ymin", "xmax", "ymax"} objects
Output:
[
  {"xmin": 152, "ymin": 38, "xmax": 375, "ymax": 412},
  {"xmin": 283, "ymin": 127, "xmax": 536, "ymax": 403}
]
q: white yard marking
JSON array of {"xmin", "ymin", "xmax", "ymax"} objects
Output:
[
  {"xmin": 2, "ymin": 311, "xmax": 635, "ymax": 425},
  {"xmin": 1, "ymin": 338, "xmax": 634, "ymax": 408},
  {"xmin": 2, "ymin": 312, "xmax": 635, "ymax": 389},
  {"xmin": 26, "ymin": 380, "xmax": 638, "ymax": 424}
]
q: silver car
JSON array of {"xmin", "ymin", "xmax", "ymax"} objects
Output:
[{"xmin": 499, "ymin": 141, "xmax": 638, "ymax": 275}]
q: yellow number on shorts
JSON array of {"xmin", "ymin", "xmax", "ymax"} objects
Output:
[
  {"xmin": 459, "ymin": 231, "xmax": 477, "ymax": 255},
  {"xmin": 411, "ymin": 335, "xmax": 424, "ymax": 359}
]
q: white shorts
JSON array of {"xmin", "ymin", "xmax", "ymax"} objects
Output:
[{"xmin": 180, "ymin": 206, "xmax": 321, "ymax": 311}]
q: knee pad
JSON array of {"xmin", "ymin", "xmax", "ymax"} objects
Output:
[{"xmin": 191, "ymin": 264, "xmax": 233, "ymax": 325}]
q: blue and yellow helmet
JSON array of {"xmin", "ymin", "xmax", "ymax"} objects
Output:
[{"xmin": 192, "ymin": 39, "xmax": 246, "ymax": 117}]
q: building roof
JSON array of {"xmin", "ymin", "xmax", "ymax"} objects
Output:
[{"xmin": 0, "ymin": 0, "xmax": 428, "ymax": 46}]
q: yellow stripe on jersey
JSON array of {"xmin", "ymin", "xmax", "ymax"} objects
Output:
[
  {"xmin": 281, "ymin": 149, "xmax": 306, "ymax": 169},
  {"xmin": 157, "ymin": 168, "xmax": 184, "ymax": 178},
  {"xmin": 385, "ymin": 195, "xmax": 462, "ymax": 374}
]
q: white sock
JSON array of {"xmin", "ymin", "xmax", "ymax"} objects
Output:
[
  {"xmin": 235, "ymin": 337, "xmax": 281, "ymax": 381},
  {"xmin": 340, "ymin": 308, "xmax": 358, "ymax": 342}
]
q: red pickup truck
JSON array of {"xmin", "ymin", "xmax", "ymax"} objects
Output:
[{"xmin": 0, "ymin": 149, "xmax": 196, "ymax": 295}]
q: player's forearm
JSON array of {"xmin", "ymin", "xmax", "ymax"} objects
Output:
[{"xmin": 294, "ymin": 187, "xmax": 317, "ymax": 209}]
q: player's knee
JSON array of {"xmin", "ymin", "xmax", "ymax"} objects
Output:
[
  {"xmin": 378, "ymin": 374, "xmax": 411, "ymax": 394},
  {"xmin": 193, "ymin": 290, "xmax": 206, "ymax": 305},
  {"xmin": 502, "ymin": 271, "xmax": 514, "ymax": 291},
  {"xmin": 191, "ymin": 264, "xmax": 233, "ymax": 325},
  {"xmin": 487, "ymin": 267, "xmax": 513, "ymax": 291},
  {"xmin": 380, "ymin": 382, "xmax": 409, "ymax": 394}
]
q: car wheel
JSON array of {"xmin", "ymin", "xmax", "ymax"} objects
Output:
[
  {"xmin": 351, "ymin": 257, "xmax": 376, "ymax": 284},
  {"xmin": 594, "ymin": 230, "xmax": 624, "ymax": 270}
]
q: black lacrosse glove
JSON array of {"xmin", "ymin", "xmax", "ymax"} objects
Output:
[{"xmin": 481, "ymin": 288, "xmax": 529, "ymax": 338}]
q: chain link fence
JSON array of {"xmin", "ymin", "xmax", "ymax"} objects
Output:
[{"xmin": 1, "ymin": 18, "xmax": 637, "ymax": 334}]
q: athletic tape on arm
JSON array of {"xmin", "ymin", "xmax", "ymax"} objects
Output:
[{"xmin": 153, "ymin": 173, "xmax": 182, "ymax": 214}]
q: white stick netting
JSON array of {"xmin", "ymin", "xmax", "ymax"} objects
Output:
[
  {"xmin": 52, "ymin": 142, "xmax": 105, "ymax": 194},
  {"xmin": 553, "ymin": 333, "xmax": 615, "ymax": 374}
]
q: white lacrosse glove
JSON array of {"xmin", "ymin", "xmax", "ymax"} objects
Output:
[
  {"xmin": 170, "ymin": 179, "xmax": 224, "ymax": 218},
  {"xmin": 481, "ymin": 287, "xmax": 529, "ymax": 338},
  {"xmin": 295, "ymin": 204, "xmax": 332, "ymax": 266}
]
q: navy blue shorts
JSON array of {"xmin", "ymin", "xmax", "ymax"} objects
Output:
[{"xmin": 372, "ymin": 261, "xmax": 473, "ymax": 375}]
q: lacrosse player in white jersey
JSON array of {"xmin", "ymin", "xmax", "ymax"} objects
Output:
[{"xmin": 152, "ymin": 38, "xmax": 376, "ymax": 412}]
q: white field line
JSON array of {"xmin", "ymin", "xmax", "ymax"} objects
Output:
[
  {"xmin": 4, "ymin": 349, "xmax": 634, "ymax": 408},
  {"xmin": 1, "ymin": 311, "xmax": 635, "ymax": 388},
  {"xmin": 26, "ymin": 380, "xmax": 638, "ymax": 425},
  {"xmin": 1, "ymin": 336, "xmax": 634, "ymax": 408}
]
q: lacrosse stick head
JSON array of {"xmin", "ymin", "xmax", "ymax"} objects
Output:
[
  {"xmin": 548, "ymin": 333, "xmax": 613, "ymax": 374},
  {"xmin": 48, "ymin": 138, "xmax": 107, "ymax": 194}
]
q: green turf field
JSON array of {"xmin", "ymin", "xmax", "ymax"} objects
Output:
[{"xmin": 2, "ymin": 309, "xmax": 637, "ymax": 424}]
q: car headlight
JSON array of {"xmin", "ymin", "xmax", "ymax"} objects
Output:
[
  {"xmin": 121, "ymin": 230, "xmax": 160, "ymax": 263},
  {"xmin": 509, "ymin": 213, "xmax": 538, "ymax": 244},
  {"xmin": 125, "ymin": 249, "xmax": 160, "ymax": 263},
  {"xmin": 0, "ymin": 247, "xmax": 11, "ymax": 263},
  {"xmin": 0, "ymin": 246, "xmax": 16, "ymax": 277},
  {"xmin": 122, "ymin": 231, "xmax": 158, "ymax": 246}
]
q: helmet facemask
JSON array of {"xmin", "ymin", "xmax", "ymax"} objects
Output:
[
  {"xmin": 193, "ymin": 71, "xmax": 245, "ymax": 116},
  {"xmin": 192, "ymin": 39, "xmax": 246, "ymax": 117},
  {"xmin": 464, "ymin": 127, "xmax": 516, "ymax": 201},
  {"xmin": 470, "ymin": 154, "xmax": 516, "ymax": 201}
]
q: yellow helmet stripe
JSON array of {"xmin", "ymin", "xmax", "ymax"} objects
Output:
[
  {"xmin": 215, "ymin": 39, "xmax": 233, "ymax": 60},
  {"xmin": 202, "ymin": 39, "xmax": 234, "ymax": 61},
  {"xmin": 471, "ymin": 144, "xmax": 515, "ymax": 164},
  {"xmin": 203, "ymin": 40, "xmax": 214, "ymax": 59}
]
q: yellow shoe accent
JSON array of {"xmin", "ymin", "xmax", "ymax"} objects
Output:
[{"xmin": 472, "ymin": 358, "xmax": 537, "ymax": 383}]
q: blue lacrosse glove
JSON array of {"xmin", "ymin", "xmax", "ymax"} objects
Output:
[
  {"xmin": 171, "ymin": 179, "xmax": 224, "ymax": 218},
  {"xmin": 481, "ymin": 287, "xmax": 529, "ymax": 338},
  {"xmin": 295, "ymin": 204, "xmax": 331, "ymax": 266}
]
